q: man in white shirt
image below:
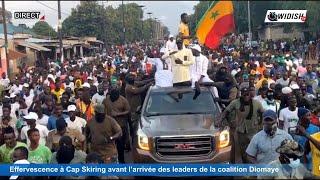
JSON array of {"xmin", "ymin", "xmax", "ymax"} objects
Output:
[
  {"xmin": 20, "ymin": 112, "xmax": 49, "ymax": 146},
  {"xmin": 254, "ymin": 87, "xmax": 268, "ymax": 106},
  {"xmin": 190, "ymin": 44, "xmax": 219, "ymax": 98},
  {"xmin": 22, "ymin": 83, "xmax": 34, "ymax": 109},
  {"xmin": 151, "ymin": 48, "xmax": 173, "ymax": 87},
  {"xmin": 261, "ymin": 89, "xmax": 280, "ymax": 114},
  {"xmin": 9, "ymin": 94, "xmax": 20, "ymax": 120},
  {"xmin": 92, "ymin": 84, "xmax": 105, "ymax": 106},
  {"xmin": 166, "ymin": 34, "xmax": 178, "ymax": 52},
  {"xmin": 9, "ymin": 79, "xmax": 20, "ymax": 95},
  {"xmin": 276, "ymin": 72, "xmax": 290, "ymax": 87},
  {"xmin": 279, "ymin": 96, "xmax": 299, "ymax": 133},
  {"xmin": 0, "ymin": 72, "xmax": 10, "ymax": 88},
  {"xmin": 65, "ymin": 105, "xmax": 86, "ymax": 134},
  {"xmin": 34, "ymin": 104, "xmax": 49, "ymax": 127}
]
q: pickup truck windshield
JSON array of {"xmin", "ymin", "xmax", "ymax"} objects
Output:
[{"xmin": 145, "ymin": 90, "xmax": 217, "ymax": 116}]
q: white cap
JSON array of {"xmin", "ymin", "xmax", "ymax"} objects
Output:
[
  {"xmin": 191, "ymin": 44, "xmax": 201, "ymax": 52},
  {"xmin": 10, "ymin": 94, "xmax": 16, "ymax": 98},
  {"xmin": 87, "ymin": 76, "xmax": 93, "ymax": 80},
  {"xmin": 23, "ymin": 83, "xmax": 29, "ymax": 88},
  {"xmin": 285, "ymin": 54, "xmax": 290, "ymax": 57},
  {"xmin": 282, "ymin": 87, "xmax": 292, "ymax": 94},
  {"xmin": 47, "ymin": 74, "xmax": 55, "ymax": 80},
  {"xmin": 67, "ymin": 105, "xmax": 77, "ymax": 112},
  {"xmin": 290, "ymin": 84, "xmax": 300, "ymax": 90},
  {"xmin": 10, "ymin": 160, "xmax": 30, "ymax": 180},
  {"xmin": 23, "ymin": 112, "xmax": 38, "ymax": 120},
  {"xmin": 169, "ymin": 34, "xmax": 174, "ymax": 38},
  {"xmin": 82, "ymin": 82, "xmax": 90, "ymax": 88}
]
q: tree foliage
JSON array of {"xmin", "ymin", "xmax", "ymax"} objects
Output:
[
  {"xmin": 62, "ymin": 2, "xmax": 169, "ymax": 45},
  {"xmin": 189, "ymin": 1, "xmax": 320, "ymax": 39},
  {"xmin": 32, "ymin": 21, "xmax": 57, "ymax": 38}
]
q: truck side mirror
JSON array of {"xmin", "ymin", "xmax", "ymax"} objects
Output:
[{"xmin": 136, "ymin": 106, "xmax": 142, "ymax": 114}]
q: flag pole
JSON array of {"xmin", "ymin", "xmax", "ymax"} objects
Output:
[{"xmin": 247, "ymin": 0, "xmax": 252, "ymax": 48}]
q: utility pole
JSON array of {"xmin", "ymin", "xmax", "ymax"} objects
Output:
[
  {"xmin": 58, "ymin": 0, "xmax": 63, "ymax": 63},
  {"xmin": 247, "ymin": 0, "xmax": 252, "ymax": 48},
  {"xmin": 122, "ymin": 0, "xmax": 125, "ymax": 45},
  {"xmin": 138, "ymin": 5, "xmax": 145, "ymax": 41},
  {"xmin": 102, "ymin": 1, "xmax": 107, "ymax": 51},
  {"xmin": 147, "ymin": 12, "xmax": 152, "ymax": 42},
  {"xmin": 1, "ymin": 0, "xmax": 8, "ymax": 76}
]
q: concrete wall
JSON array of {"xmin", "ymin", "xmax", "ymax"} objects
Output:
[
  {"xmin": 258, "ymin": 26, "xmax": 304, "ymax": 41},
  {"xmin": 26, "ymin": 47, "xmax": 36, "ymax": 66}
]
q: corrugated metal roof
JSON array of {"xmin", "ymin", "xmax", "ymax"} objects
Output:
[
  {"xmin": 26, "ymin": 37, "xmax": 58, "ymax": 43},
  {"xmin": 15, "ymin": 41, "xmax": 51, "ymax": 51}
]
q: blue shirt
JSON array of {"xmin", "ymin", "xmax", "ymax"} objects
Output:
[
  {"xmin": 246, "ymin": 128, "xmax": 293, "ymax": 164},
  {"xmin": 47, "ymin": 114, "xmax": 69, "ymax": 130},
  {"xmin": 294, "ymin": 124, "xmax": 320, "ymax": 171}
]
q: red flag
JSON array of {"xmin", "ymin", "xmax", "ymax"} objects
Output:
[{"xmin": 40, "ymin": 15, "xmax": 45, "ymax": 21}]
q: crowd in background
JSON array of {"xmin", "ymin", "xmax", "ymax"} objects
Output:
[{"xmin": 0, "ymin": 13, "xmax": 320, "ymax": 179}]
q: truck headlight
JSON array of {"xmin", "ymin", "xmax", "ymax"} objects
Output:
[
  {"xmin": 137, "ymin": 129, "xmax": 149, "ymax": 151},
  {"xmin": 219, "ymin": 129, "xmax": 230, "ymax": 148}
]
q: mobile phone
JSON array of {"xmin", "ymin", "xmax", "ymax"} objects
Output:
[{"xmin": 184, "ymin": 56, "xmax": 187, "ymax": 61}]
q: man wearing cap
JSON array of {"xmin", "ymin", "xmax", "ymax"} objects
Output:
[
  {"xmin": 246, "ymin": 110, "xmax": 293, "ymax": 164},
  {"xmin": 166, "ymin": 34, "xmax": 178, "ymax": 52},
  {"xmin": 86, "ymin": 104, "xmax": 122, "ymax": 163},
  {"xmin": 190, "ymin": 44, "xmax": 215, "ymax": 87},
  {"xmin": 221, "ymin": 87, "xmax": 264, "ymax": 163},
  {"xmin": 267, "ymin": 139, "xmax": 312, "ymax": 179},
  {"xmin": 46, "ymin": 118, "xmax": 85, "ymax": 152},
  {"xmin": 21, "ymin": 83, "xmax": 34, "ymax": 109},
  {"xmin": 20, "ymin": 112, "xmax": 49, "ymax": 146},
  {"xmin": 150, "ymin": 47, "xmax": 173, "ymax": 88},
  {"xmin": 66, "ymin": 105, "xmax": 86, "ymax": 134}
]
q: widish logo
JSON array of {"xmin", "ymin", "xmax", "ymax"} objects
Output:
[{"xmin": 264, "ymin": 10, "xmax": 307, "ymax": 23}]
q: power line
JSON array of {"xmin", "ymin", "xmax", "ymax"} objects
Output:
[{"xmin": 36, "ymin": 1, "xmax": 70, "ymax": 16}]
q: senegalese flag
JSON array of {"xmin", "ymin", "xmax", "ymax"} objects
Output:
[{"xmin": 196, "ymin": 1, "xmax": 235, "ymax": 49}]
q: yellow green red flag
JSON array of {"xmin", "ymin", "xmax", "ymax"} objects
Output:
[{"xmin": 196, "ymin": 1, "xmax": 235, "ymax": 49}]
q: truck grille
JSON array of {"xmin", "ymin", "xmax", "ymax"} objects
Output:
[{"xmin": 155, "ymin": 136, "xmax": 214, "ymax": 158}]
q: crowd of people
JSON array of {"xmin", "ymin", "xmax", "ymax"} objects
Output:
[{"xmin": 0, "ymin": 12, "xmax": 320, "ymax": 179}]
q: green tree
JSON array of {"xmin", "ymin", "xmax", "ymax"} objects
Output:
[
  {"xmin": 32, "ymin": 21, "xmax": 57, "ymax": 38},
  {"xmin": 61, "ymin": 2, "xmax": 169, "ymax": 45},
  {"xmin": 62, "ymin": 2, "xmax": 106, "ymax": 41}
]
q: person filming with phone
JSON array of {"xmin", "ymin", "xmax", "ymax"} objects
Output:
[{"xmin": 292, "ymin": 108, "xmax": 320, "ymax": 176}]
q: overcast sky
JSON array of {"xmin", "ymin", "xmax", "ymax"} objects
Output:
[{"xmin": 3, "ymin": 1, "xmax": 199, "ymax": 36}]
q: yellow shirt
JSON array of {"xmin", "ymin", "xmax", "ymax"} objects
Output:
[
  {"xmin": 51, "ymin": 89, "xmax": 65, "ymax": 103},
  {"xmin": 310, "ymin": 132, "xmax": 320, "ymax": 176},
  {"xmin": 170, "ymin": 48, "xmax": 195, "ymax": 84},
  {"xmin": 179, "ymin": 22, "xmax": 190, "ymax": 46}
]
